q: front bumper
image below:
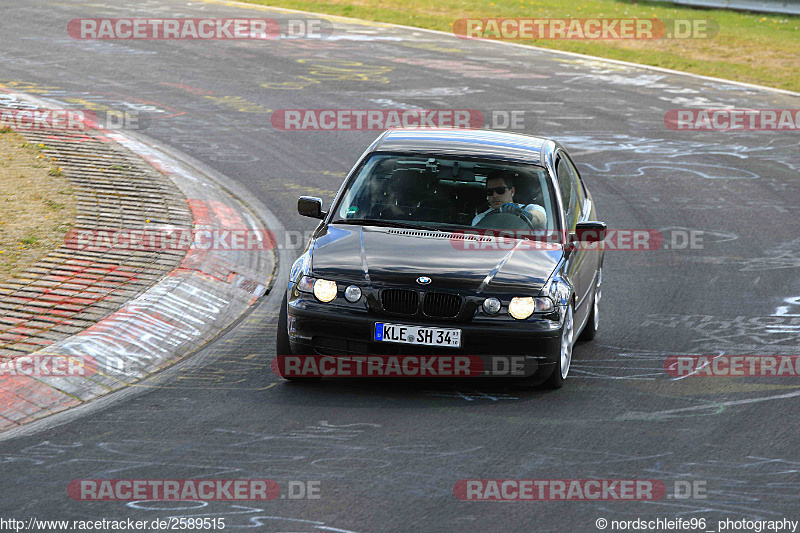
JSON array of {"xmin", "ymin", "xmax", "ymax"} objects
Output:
[{"xmin": 286, "ymin": 292, "xmax": 563, "ymax": 378}]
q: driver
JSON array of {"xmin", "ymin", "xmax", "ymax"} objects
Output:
[{"xmin": 472, "ymin": 170, "xmax": 546, "ymax": 227}]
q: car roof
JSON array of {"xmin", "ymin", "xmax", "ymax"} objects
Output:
[{"xmin": 370, "ymin": 128, "xmax": 550, "ymax": 165}]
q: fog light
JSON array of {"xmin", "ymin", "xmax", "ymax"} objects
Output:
[
  {"xmin": 483, "ymin": 297, "xmax": 501, "ymax": 315},
  {"xmin": 345, "ymin": 285, "xmax": 362, "ymax": 302},
  {"xmin": 313, "ymin": 279, "xmax": 337, "ymax": 303}
]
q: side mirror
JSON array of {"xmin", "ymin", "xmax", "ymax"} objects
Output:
[
  {"xmin": 575, "ymin": 221, "xmax": 607, "ymax": 242},
  {"xmin": 298, "ymin": 196, "xmax": 326, "ymax": 219}
]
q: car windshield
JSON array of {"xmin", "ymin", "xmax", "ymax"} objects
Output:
[{"xmin": 330, "ymin": 154, "xmax": 558, "ymax": 233}]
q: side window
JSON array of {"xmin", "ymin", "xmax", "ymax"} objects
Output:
[
  {"xmin": 562, "ymin": 155, "xmax": 586, "ymax": 216},
  {"xmin": 556, "ymin": 156, "xmax": 577, "ymax": 229},
  {"xmin": 556, "ymin": 157, "xmax": 572, "ymax": 213}
]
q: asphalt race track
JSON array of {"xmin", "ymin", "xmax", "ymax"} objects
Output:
[{"xmin": 1, "ymin": 0, "xmax": 799, "ymax": 531}]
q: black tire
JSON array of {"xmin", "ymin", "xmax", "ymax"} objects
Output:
[
  {"xmin": 513, "ymin": 371, "xmax": 547, "ymax": 389},
  {"xmin": 545, "ymin": 302, "xmax": 574, "ymax": 389},
  {"xmin": 276, "ymin": 292, "xmax": 321, "ymax": 383},
  {"xmin": 578, "ymin": 267, "xmax": 601, "ymax": 342},
  {"xmin": 544, "ymin": 362, "xmax": 564, "ymax": 389},
  {"xmin": 276, "ymin": 292, "xmax": 291, "ymax": 356},
  {"xmin": 578, "ymin": 298, "xmax": 598, "ymax": 341}
]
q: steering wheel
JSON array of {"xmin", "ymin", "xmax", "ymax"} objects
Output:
[{"xmin": 474, "ymin": 209, "xmax": 537, "ymax": 231}]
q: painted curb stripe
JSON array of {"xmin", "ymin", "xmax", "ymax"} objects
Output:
[{"xmin": 0, "ymin": 92, "xmax": 274, "ymax": 430}]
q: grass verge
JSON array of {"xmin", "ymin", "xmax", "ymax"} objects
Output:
[{"xmin": 0, "ymin": 128, "xmax": 76, "ymax": 280}]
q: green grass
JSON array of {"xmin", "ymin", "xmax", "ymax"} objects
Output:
[
  {"xmin": 45, "ymin": 199, "xmax": 66, "ymax": 210},
  {"xmin": 237, "ymin": 0, "xmax": 800, "ymax": 92}
]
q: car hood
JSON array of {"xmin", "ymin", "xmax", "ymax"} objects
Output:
[{"xmin": 310, "ymin": 224, "xmax": 563, "ymax": 295}]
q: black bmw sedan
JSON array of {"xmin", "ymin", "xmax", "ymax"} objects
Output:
[{"xmin": 276, "ymin": 128, "xmax": 606, "ymax": 388}]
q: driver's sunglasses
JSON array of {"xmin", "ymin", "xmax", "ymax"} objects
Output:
[{"xmin": 485, "ymin": 186, "xmax": 508, "ymax": 196}]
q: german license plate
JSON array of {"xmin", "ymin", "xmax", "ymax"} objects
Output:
[{"xmin": 374, "ymin": 323, "xmax": 462, "ymax": 348}]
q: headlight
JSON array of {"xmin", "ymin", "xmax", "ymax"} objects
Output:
[
  {"xmin": 482, "ymin": 297, "xmax": 502, "ymax": 315},
  {"xmin": 290, "ymin": 253, "xmax": 311, "ymax": 283},
  {"xmin": 344, "ymin": 285, "xmax": 362, "ymax": 302},
  {"xmin": 313, "ymin": 279, "xmax": 338, "ymax": 303},
  {"xmin": 544, "ymin": 278, "xmax": 572, "ymax": 307},
  {"xmin": 534, "ymin": 297, "xmax": 555, "ymax": 313},
  {"xmin": 508, "ymin": 296, "xmax": 554, "ymax": 319},
  {"xmin": 509, "ymin": 297, "xmax": 535, "ymax": 319},
  {"xmin": 297, "ymin": 276, "xmax": 315, "ymax": 293}
]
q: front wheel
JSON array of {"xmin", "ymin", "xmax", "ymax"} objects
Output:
[
  {"xmin": 579, "ymin": 267, "xmax": 601, "ymax": 341},
  {"xmin": 545, "ymin": 302, "xmax": 574, "ymax": 389},
  {"xmin": 276, "ymin": 292, "xmax": 321, "ymax": 383}
]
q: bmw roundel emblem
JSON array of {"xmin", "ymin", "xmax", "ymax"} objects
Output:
[{"xmin": 416, "ymin": 276, "xmax": 432, "ymax": 285}]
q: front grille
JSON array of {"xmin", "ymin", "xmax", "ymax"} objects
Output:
[
  {"xmin": 423, "ymin": 292, "xmax": 462, "ymax": 318},
  {"xmin": 382, "ymin": 289, "xmax": 419, "ymax": 315}
]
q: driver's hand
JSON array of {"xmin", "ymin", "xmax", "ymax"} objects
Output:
[{"xmin": 499, "ymin": 203, "xmax": 533, "ymax": 222}]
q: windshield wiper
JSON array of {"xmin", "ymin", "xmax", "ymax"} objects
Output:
[
  {"xmin": 334, "ymin": 219, "xmax": 538, "ymax": 239},
  {"xmin": 434, "ymin": 222, "xmax": 537, "ymax": 240},
  {"xmin": 334, "ymin": 219, "xmax": 442, "ymax": 231}
]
